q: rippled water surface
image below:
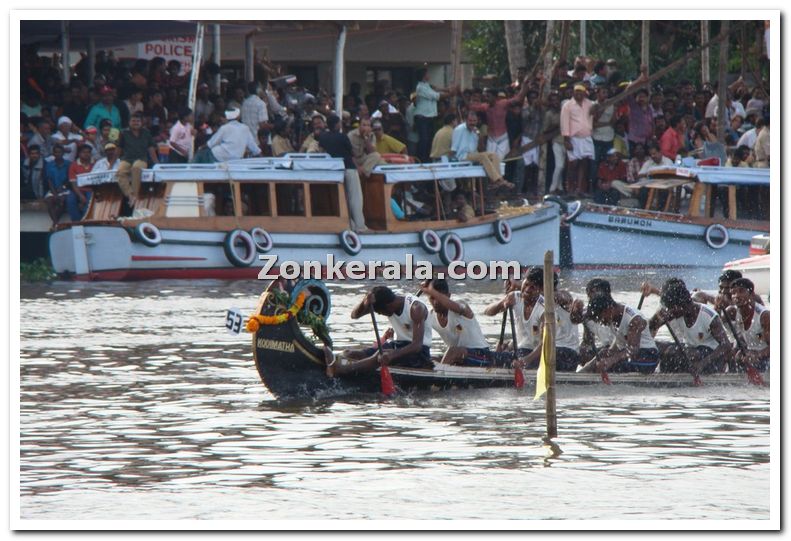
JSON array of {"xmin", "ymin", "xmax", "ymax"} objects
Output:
[{"xmin": 19, "ymin": 269, "xmax": 771, "ymax": 522}]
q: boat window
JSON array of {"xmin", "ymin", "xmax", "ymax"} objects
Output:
[
  {"xmin": 275, "ymin": 184, "xmax": 305, "ymax": 216},
  {"xmin": 240, "ymin": 183, "xmax": 272, "ymax": 216},
  {"xmin": 202, "ymin": 182, "xmax": 235, "ymax": 216},
  {"xmin": 309, "ymin": 184, "xmax": 340, "ymax": 217}
]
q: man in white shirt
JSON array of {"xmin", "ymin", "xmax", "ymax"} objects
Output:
[
  {"xmin": 241, "ymin": 82, "xmax": 269, "ymax": 139},
  {"xmin": 207, "ymin": 109, "xmax": 262, "ymax": 162},
  {"xmin": 637, "ymin": 143, "xmax": 675, "ymax": 178},
  {"xmin": 450, "ymin": 111, "xmax": 513, "ymax": 189},
  {"xmin": 91, "ymin": 143, "xmax": 121, "ymax": 172}
]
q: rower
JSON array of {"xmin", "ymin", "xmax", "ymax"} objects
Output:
[
  {"xmin": 421, "ymin": 278, "xmax": 494, "ymax": 366},
  {"xmin": 572, "ymin": 278, "xmax": 616, "ymax": 364},
  {"xmin": 507, "ymin": 266, "xmax": 582, "ymax": 372},
  {"xmin": 582, "ymin": 293, "xmax": 659, "ymax": 374},
  {"xmin": 484, "ymin": 267, "xmax": 545, "ymax": 358},
  {"xmin": 648, "ymin": 279, "xmax": 733, "ymax": 376},
  {"xmin": 642, "ymin": 270, "xmax": 764, "ymax": 313},
  {"xmin": 326, "ymin": 286, "xmax": 433, "ymax": 377},
  {"xmin": 724, "ymin": 278, "xmax": 770, "ymax": 372}
]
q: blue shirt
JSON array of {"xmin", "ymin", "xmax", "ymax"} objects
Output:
[
  {"xmin": 414, "ymin": 81, "xmax": 440, "ymax": 118},
  {"xmin": 44, "ymin": 159, "xmax": 71, "ymax": 191},
  {"xmin": 451, "ymin": 124, "xmax": 480, "ymax": 161},
  {"xmin": 84, "ymin": 103, "xmax": 122, "ymax": 130},
  {"xmin": 390, "ymin": 198, "xmax": 405, "ymax": 220}
]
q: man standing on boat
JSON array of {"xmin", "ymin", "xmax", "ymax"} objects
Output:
[
  {"xmin": 580, "ymin": 294, "xmax": 659, "ymax": 374},
  {"xmin": 326, "ymin": 286, "xmax": 433, "ymax": 377},
  {"xmin": 647, "ymin": 279, "xmax": 732, "ymax": 376},
  {"xmin": 318, "ymin": 114, "xmax": 369, "ymax": 232},
  {"xmin": 468, "ymin": 75, "xmax": 531, "ymax": 159},
  {"xmin": 724, "ymin": 278, "xmax": 770, "ymax": 372},
  {"xmin": 117, "ymin": 113, "xmax": 158, "ymax": 205},
  {"xmin": 421, "ymin": 279, "xmax": 494, "ymax": 366},
  {"xmin": 560, "ymin": 84, "xmax": 595, "ymax": 197}
]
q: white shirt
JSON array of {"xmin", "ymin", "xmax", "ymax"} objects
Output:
[
  {"xmin": 241, "ymin": 94, "xmax": 269, "ymax": 138},
  {"xmin": 91, "ymin": 157, "xmax": 121, "ymax": 173},
  {"xmin": 611, "ymin": 305, "xmax": 656, "ymax": 351},
  {"xmin": 52, "ymin": 131, "xmax": 83, "ymax": 161},
  {"xmin": 371, "ymin": 104, "xmax": 399, "ymax": 118},
  {"xmin": 169, "ymin": 120, "xmax": 194, "ymax": 158},
  {"xmin": 638, "ymin": 156, "xmax": 674, "ymax": 176},
  {"xmin": 734, "ymin": 304, "xmax": 769, "ymax": 351},
  {"xmin": 429, "ymin": 303, "xmax": 489, "ymax": 350},
  {"xmin": 737, "ymin": 128, "xmax": 758, "ymax": 149},
  {"xmin": 388, "ymin": 294, "xmax": 433, "ymax": 347},
  {"xmin": 451, "ymin": 124, "xmax": 480, "ymax": 161},
  {"xmin": 207, "ymin": 120, "xmax": 261, "ymax": 162},
  {"xmin": 667, "ymin": 303, "xmax": 720, "ymax": 349}
]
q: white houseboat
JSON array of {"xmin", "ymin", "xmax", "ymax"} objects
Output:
[
  {"xmin": 563, "ymin": 165, "xmax": 770, "ymax": 269},
  {"xmin": 49, "ymin": 154, "xmax": 561, "ymax": 281}
]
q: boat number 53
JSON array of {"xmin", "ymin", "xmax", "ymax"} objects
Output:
[{"xmin": 225, "ymin": 308, "xmax": 244, "ymax": 335}]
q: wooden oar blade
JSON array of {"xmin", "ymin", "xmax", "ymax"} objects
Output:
[
  {"xmin": 514, "ymin": 366, "xmax": 525, "ymax": 389},
  {"xmin": 745, "ymin": 364, "xmax": 766, "ymax": 387},
  {"xmin": 600, "ymin": 371, "xmax": 611, "ymax": 385}
]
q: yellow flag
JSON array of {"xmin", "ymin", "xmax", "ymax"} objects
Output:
[{"xmin": 534, "ymin": 325, "xmax": 549, "ymax": 400}]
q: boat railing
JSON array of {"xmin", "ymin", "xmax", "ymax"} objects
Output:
[
  {"xmin": 372, "ymin": 160, "xmax": 506, "ymax": 183},
  {"xmin": 76, "ymin": 169, "xmax": 156, "ymax": 187}
]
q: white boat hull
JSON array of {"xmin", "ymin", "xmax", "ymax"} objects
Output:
[
  {"xmin": 724, "ymin": 255, "xmax": 770, "ymax": 297},
  {"xmin": 568, "ymin": 205, "xmax": 765, "ymax": 268},
  {"xmin": 49, "ymin": 206, "xmax": 560, "ymax": 280}
]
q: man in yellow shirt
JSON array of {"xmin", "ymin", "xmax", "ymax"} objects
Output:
[
  {"xmin": 372, "ymin": 120, "xmax": 407, "ymax": 155},
  {"xmin": 430, "ymin": 113, "xmax": 457, "ymax": 160}
]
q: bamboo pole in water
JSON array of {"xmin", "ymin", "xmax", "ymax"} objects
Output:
[{"xmin": 543, "ymin": 251, "xmax": 558, "ymax": 439}]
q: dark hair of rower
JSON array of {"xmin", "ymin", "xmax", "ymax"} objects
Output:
[
  {"xmin": 585, "ymin": 278, "xmax": 611, "ymax": 298},
  {"xmin": 729, "ymin": 278, "xmax": 755, "ymax": 293},
  {"xmin": 525, "ymin": 266, "xmax": 559, "ymax": 289},
  {"xmin": 430, "ymin": 278, "xmax": 450, "ymax": 296},
  {"xmin": 371, "ymin": 286, "xmax": 396, "ymax": 312},
  {"xmin": 586, "ymin": 293, "xmax": 616, "ymax": 322},
  {"xmin": 660, "ymin": 279, "xmax": 691, "ymax": 308},
  {"xmin": 719, "ymin": 269, "xmax": 743, "ymax": 284}
]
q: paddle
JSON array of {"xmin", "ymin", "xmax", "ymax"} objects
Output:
[
  {"xmin": 370, "ymin": 306, "xmax": 395, "ymax": 396},
  {"xmin": 498, "ymin": 311, "xmax": 508, "ymax": 351},
  {"xmin": 664, "ymin": 322, "xmax": 702, "ymax": 386},
  {"xmin": 508, "ymin": 307, "xmax": 525, "ymax": 389},
  {"xmin": 719, "ymin": 309, "xmax": 766, "ymax": 387},
  {"xmin": 637, "ymin": 293, "xmax": 645, "ymax": 311},
  {"xmin": 589, "ymin": 341, "xmax": 611, "ymax": 385}
]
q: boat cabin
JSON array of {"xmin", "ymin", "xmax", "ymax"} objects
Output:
[{"xmin": 74, "ymin": 154, "xmax": 512, "ymax": 233}]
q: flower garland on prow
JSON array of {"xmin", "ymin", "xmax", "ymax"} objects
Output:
[{"xmin": 246, "ymin": 292, "xmax": 306, "ymax": 332}]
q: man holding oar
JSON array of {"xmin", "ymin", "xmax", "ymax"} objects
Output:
[
  {"xmin": 647, "ymin": 279, "xmax": 732, "ymax": 376},
  {"xmin": 724, "ymin": 278, "xmax": 770, "ymax": 373},
  {"xmin": 421, "ymin": 279, "xmax": 495, "ymax": 366},
  {"xmin": 325, "ymin": 286, "xmax": 433, "ymax": 377},
  {"xmin": 580, "ymin": 294, "xmax": 659, "ymax": 374}
]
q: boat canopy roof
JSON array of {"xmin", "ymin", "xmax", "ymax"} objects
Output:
[
  {"xmin": 372, "ymin": 161, "xmax": 505, "ymax": 184},
  {"xmin": 650, "ymin": 166, "xmax": 770, "ymax": 186},
  {"xmin": 76, "ymin": 154, "xmax": 346, "ymax": 187}
]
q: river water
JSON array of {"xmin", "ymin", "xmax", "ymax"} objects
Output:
[{"xmin": 18, "ymin": 269, "xmax": 773, "ymax": 524}]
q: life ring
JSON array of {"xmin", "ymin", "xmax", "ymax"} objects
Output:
[
  {"xmin": 339, "ymin": 229, "xmax": 362, "ymax": 256},
  {"xmin": 565, "ymin": 200, "xmax": 584, "ymax": 223},
  {"xmin": 381, "ymin": 153, "xmax": 414, "ymax": 164},
  {"xmin": 494, "ymin": 219, "xmax": 512, "ymax": 244},
  {"xmin": 135, "ymin": 222, "xmax": 162, "ymax": 247},
  {"xmin": 440, "ymin": 232, "xmax": 464, "ymax": 265},
  {"xmin": 704, "ymin": 223, "xmax": 729, "ymax": 249},
  {"xmin": 419, "ymin": 229, "xmax": 442, "ymax": 254},
  {"xmin": 224, "ymin": 229, "xmax": 257, "ymax": 267},
  {"xmin": 543, "ymin": 194, "xmax": 569, "ymax": 214},
  {"xmin": 250, "ymin": 227, "xmax": 273, "ymax": 253}
]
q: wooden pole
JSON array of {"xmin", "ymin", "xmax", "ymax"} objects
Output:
[
  {"xmin": 579, "ymin": 20, "xmax": 586, "ymax": 57},
  {"xmin": 504, "ymin": 20, "xmax": 526, "ymax": 84},
  {"xmin": 716, "ymin": 21, "xmax": 730, "ymax": 145},
  {"xmin": 543, "ymin": 250, "xmax": 557, "ymax": 440},
  {"xmin": 60, "ymin": 21, "xmax": 70, "ymax": 85},
  {"xmin": 641, "ymin": 21, "xmax": 650, "ymax": 75},
  {"xmin": 244, "ymin": 32, "xmax": 255, "ymax": 83},
  {"xmin": 450, "ymin": 20, "xmax": 463, "ymax": 88},
  {"xmin": 537, "ymin": 20, "xmax": 556, "ymax": 196},
  {"xmin": 211, "ymin": 24, "xmax": 222, "ymax": 95},
  {"xmin": 334, "ymin": 24, "xmax": 347, "ymax": 121},
  {"xmin": 701, "ymin": 21, "xmax": 711, "ymax": 84},
  {"xmin": 558, "ymin": 21, "xmax": 571, "ymax": 65}
]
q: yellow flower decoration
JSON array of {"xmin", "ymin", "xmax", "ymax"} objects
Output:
[{"xmin": 246, "ymin": 292, "xmax": 307, "ymax": 332}]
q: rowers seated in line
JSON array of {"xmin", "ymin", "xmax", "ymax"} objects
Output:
[
  {"xmin": 420, "ymin": 278, "xmax": 498, "ymax": 366},
  {"xmin": 724, "ymin": 278, "xmax": 770, "ymax": 372},
  {"xmin": 484, "ymin": 266, "xmax": 582, "ymax": 371},
  {"xmin": 578, "ymin": 293, "xmax": 660, "ymax": 374},
  {"xmin": 571, "ymin": 278, "xmax": 615, "ymax": 365},
  {"xmin": 325, "ymin": 286, "xmax": 433, "ymax": 377},
  {"xmin": 640, "ymin": 270, "xmax": 764, "ymax": 314},
  {"xmin": 647, "ymin": 278, "xmax": 733, "ymax": 376}
]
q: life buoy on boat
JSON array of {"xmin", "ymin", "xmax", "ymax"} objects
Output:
[
  {"xmin": 439, "ymin": 232, "xmax": 464, "ymax": 265},
  {"xmin": 704, "ymin": 223, "xmax": 730, "ymax": 249},
  {"xmin": 250, "ymin": 227, "xmax": 273, "ymax": 253},
  {"xmin": 339, "ymin": 229, "xmax": 362, "ymax": 256},
  {"xmin": 224, "ymin": 229, "xmax": 257, "ymax": 267},
  {"xmin": 419, "ymin": 229, "xmax": 442, "ymax": 253},
  {"xmin": 565, "ymin": 200, "xmax": 584, "ymax": 223},
  {"xmin": 493, "ymin": 219, "xmax": 512, "ymax": 244},
  {"xmin": 135, "ymin": 222, "xmax": 162, "ymax": 247}
]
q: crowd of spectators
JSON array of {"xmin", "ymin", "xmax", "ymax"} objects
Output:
[{"xmin": 21, "ymin": 45, "xmax": 770, "ymax": 226}]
